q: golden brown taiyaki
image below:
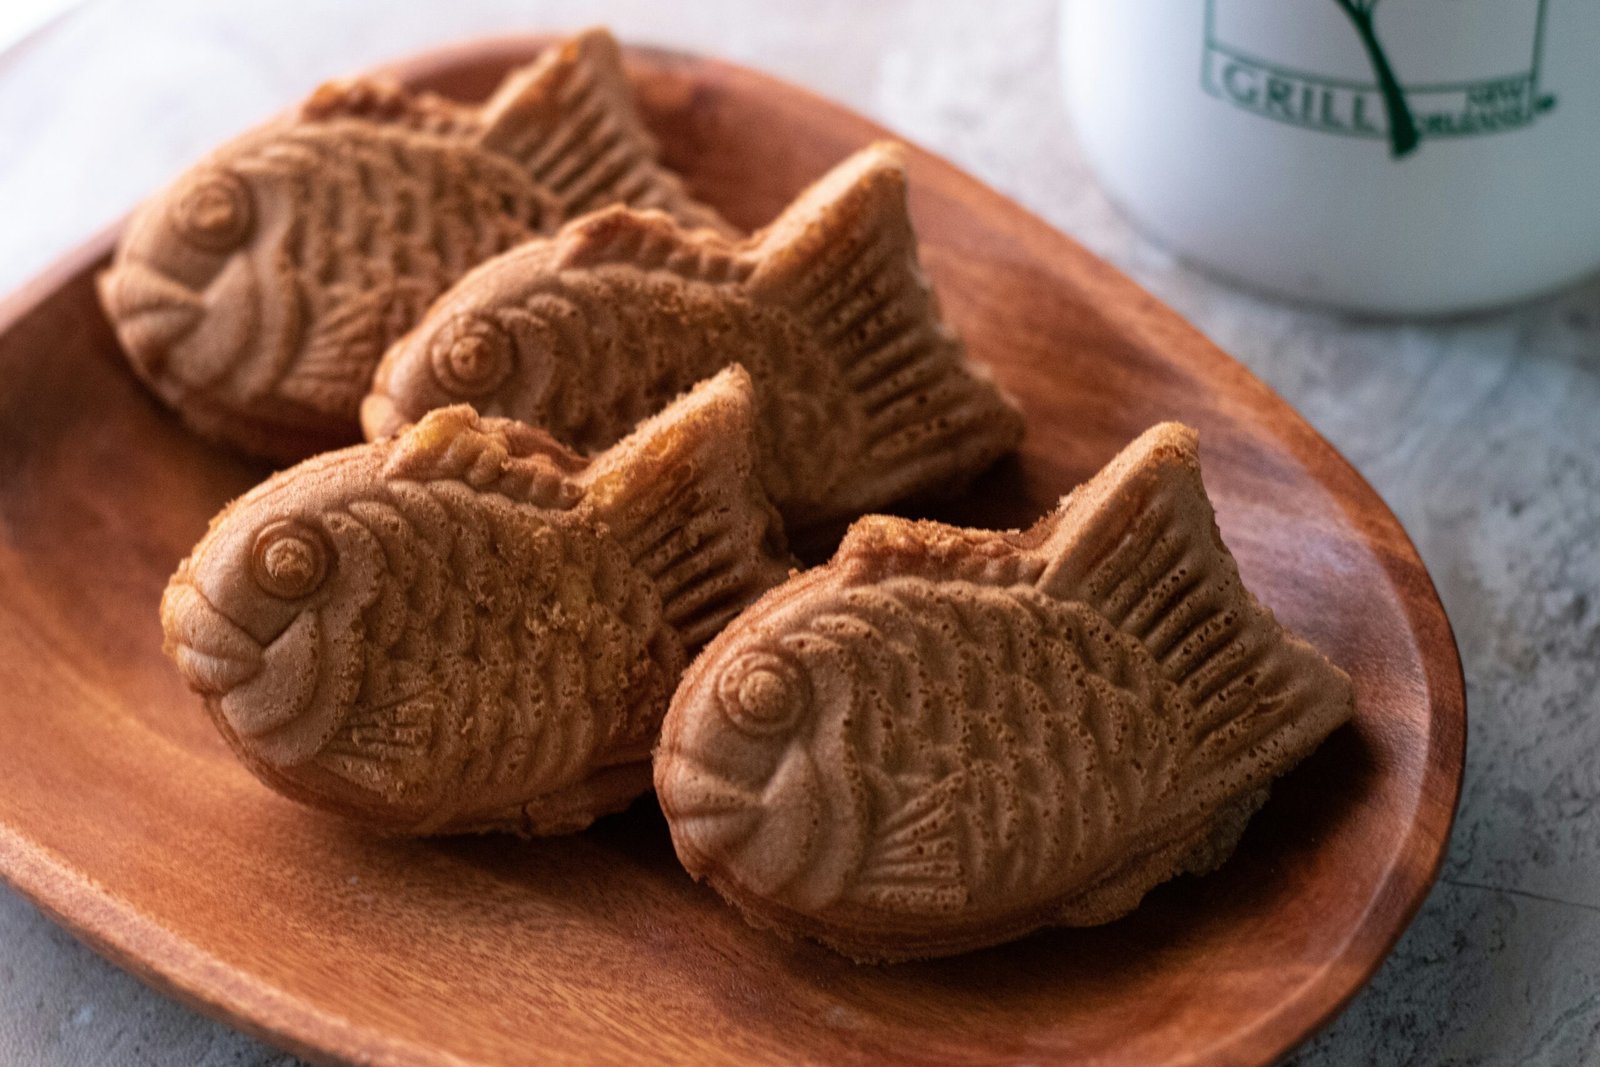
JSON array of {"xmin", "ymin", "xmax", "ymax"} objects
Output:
[
  {"xmin": 656, "ymin": 423, "xmax": 1355, "ymax": 961},
  {"xmin": 363, "ymin": 142, "xmax": 1024, "ymax": 532},
  {"xmin": 161, "ymin": 366, "xmax": 789, "ymax": 835},
  {"xmin": 100, "ymin": 28, "xmax": 729, "ymax": 463}
]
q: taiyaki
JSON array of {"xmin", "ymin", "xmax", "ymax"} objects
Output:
[
  {"xmin": 161, "ymin": 366, "xmax": 790, "ymax": 835},
  {"xmin": 100, "ymin": 28, "xmax": 730, "ymax": 462},
  {"xmin": 363, "ymin": 142, "xmax": 1024, "ymax": 532},
  {"xmin": 656, "ymin": 423, "xmax": 1355, "ymax": 961}
]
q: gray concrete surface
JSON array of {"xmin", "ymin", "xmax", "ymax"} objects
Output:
[{"xmin": 2, "ymin": 1, "xmax": 1597, "ymax": 1063}]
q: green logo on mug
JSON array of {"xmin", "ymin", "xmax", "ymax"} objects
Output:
[{"xmin": 1202, "ymin": 0, "xmax": 1556, "ymax": 158}]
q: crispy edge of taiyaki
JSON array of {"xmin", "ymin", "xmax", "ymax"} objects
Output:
[
  {"xmin": 655, "ymin": 422, "xmax": 1355, "ymax": 960},
  {"xmin": 160, "ymin": 365, "xmax": 791, "ymax": 836}
]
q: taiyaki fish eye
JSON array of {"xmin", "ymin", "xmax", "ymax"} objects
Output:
[
  {"xmin": 430, "ymin": 314, "xmax": 514, "ymax": 397},
  {"xmin": 173, "ymin": 169, "xmax": 254, "ymax": 253},
  {"xmin": 250, "ymin": 520, "xmax": 330, "ymax": 600},
  {"xmin": 717, "ymin": 649, "xmax": 810, "ymax": 736}
]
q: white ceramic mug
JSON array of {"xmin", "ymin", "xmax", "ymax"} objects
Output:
[{"xmin": 1060, "ymin": 0, "xmax": 1600, "ymax": 315}]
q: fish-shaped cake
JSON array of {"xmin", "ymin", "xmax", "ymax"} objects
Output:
[
  {"xmin": 363, "ymin": 142, "xmax": 1024, "ymax": 532},
  {"xmin": 100, "ymin": 28, "xmax": 730, "ymax": 462},
  {"xmin": 656, "ymin": 423, "xmax": 1355, "ymax": 961},
  {"xmin": 161, "ymin": 366, "xmax": 790, "ymax": 835}
]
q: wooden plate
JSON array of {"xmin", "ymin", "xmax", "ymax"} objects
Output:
[{"xmin": 0, "ymin": 36, "xmax": 1465, "ymax": 1067}]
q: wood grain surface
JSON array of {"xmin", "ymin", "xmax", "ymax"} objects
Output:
[{"xmin": 0, "ymin": 37, "xmax": 1465, "ymax": 1067}]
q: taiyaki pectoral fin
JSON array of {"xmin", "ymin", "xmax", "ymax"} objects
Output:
[
  {"xmin": 744, "ymin": 142, "xmax": 1024, "ymax": 514},
  {"xmin": 312, "ymin": 688, "xmax": 451, "ymax": 798},
  {"xmin": 850, "ymin": 771, "xmax": 968, "ymax": 916},
  {"xmin": 1035, "ymin": 422, "xmax": 1356, "ymax": 804},
  {"xmin": 472, "ymin": 27, "xmax": 733, "ymax": 234},
  {"xmin": 575, "ymin": 364, "xmax": 793, "ymax": 646},
  {"xmin": 274, "ymin": 284, "xmax": 399, "ymax": 417},
  {"xmin": 279, "ymin": 273, "xmax": 465, "ymax": 421}
]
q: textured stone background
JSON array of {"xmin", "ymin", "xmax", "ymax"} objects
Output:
[{"xmin": 2, "ymin": 1, "xmax": 1598, "ymax": 1064}]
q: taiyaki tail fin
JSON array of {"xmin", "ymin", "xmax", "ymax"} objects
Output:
[
  {"xmin": 473, "ymin": 28, "xmax": 733, "ymax": 234},
  {"xmin": 1036, "ymin": 423, "xmax": 1354, "ymax": 800},
  {"xmin": 577, "ymin": 365, "xmax": 792, "ymax": 646},
  {"xmin": 746, "ymin": 142, "xmax": 1024, "ymax": 511}
]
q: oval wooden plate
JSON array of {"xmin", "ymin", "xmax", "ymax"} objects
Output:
[{"xmin": 0, "ymin": 36, "xmax": 1464, "ymax": 1067}]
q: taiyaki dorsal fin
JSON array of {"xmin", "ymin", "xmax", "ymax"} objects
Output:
[
  {"xmin": 576, "ymin": 365, "xmax": 791, "ymax": 645},
  {"xmin": 1035, "ymin": 423, "xmax": 1355, "ymax": 793},
  {"xmin": 550, "ymin": 206, "xmax": 754, "ymax": 283},
  {"xmin": 835, "ymin": 515, "xmax": 1043, "ymax": 588},
  {"xmin": 472, "ymin": 28, "xmax": 732, "ymax": 234},
  {"xmin": 383, "ymin": 404, "xmax": 586, "ymax": 510},
  {"xmin": 746, "ymin": 142, "xmax": 1024, "ymax": 509},
  {"xmin": 301, "ymin": 77, "xmax": 475, "ymax": 138}
]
